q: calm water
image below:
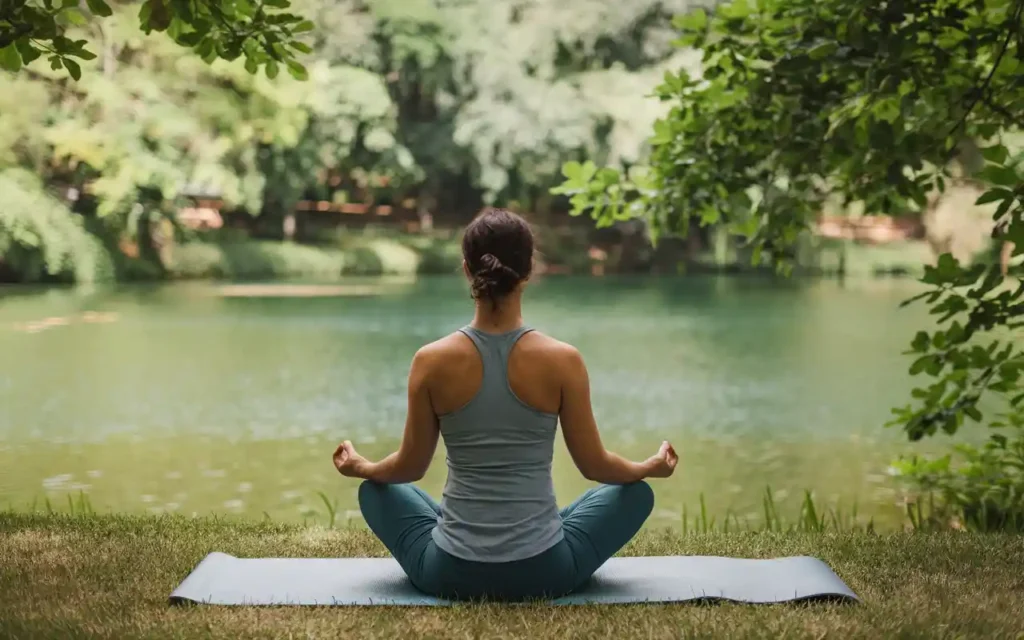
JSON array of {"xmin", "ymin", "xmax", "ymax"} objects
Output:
[{"xmin": 0, "ymin": 276, "xmax": 944, "ymax": 528}]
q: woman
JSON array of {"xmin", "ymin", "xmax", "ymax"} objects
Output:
[{"xmin": 332, "ymin": 208, "xmax": 678, "ymax": 601}]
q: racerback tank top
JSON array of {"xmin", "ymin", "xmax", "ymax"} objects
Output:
[{"xmin": 430, "ymin": 325, "xmax": 564, "ymax": 562}]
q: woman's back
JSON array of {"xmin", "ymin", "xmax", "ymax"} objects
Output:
[
  {"xmin": 429, "ymin": 325, "xmax": 564, "ymax": 562},
  {"xmin": 335, "ymin": 207, "xmax": 676, "ymax": 600}
]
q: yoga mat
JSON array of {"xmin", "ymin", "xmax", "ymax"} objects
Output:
[{"xmin": 170, "ymin": 553, "xmax": 858, "ymax": 606}]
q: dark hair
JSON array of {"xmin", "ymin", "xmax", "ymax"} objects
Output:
[{"xmin": 462, "ymin": 208, "xmax": 534, "ymax": 305}]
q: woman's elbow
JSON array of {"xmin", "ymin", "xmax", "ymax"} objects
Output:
[
  {"xmin": 401, "ymin": 459, "xmax": 431, "ymax": 483},
  {"xmin": 576, "ymin": 463, "xmax": 604, "ymax": 483}
]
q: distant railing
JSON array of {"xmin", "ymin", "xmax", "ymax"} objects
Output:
[
  {"xmin": 815, "ymin": 215, "xmax": 923, "ymax": 244},
  {"xmin": 176, "ymin": 198, "xmax": 419, "ymax": 232}
]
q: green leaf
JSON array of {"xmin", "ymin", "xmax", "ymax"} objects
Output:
[
  {"xmin": 64, "ymin": 7, "xmax": 88, "ymax": 25},
  {"xmin": 936, "ymin": 253, "xmax": 960, "ymax": 279},
  {"xmin": 981, "ymin": 144, "xmax": 1009, "ymax": 164},
  {"xmin": 977, "ymin": 164, "xmax": 1019, "ymax": 187},
  {"xmin": 561, "ymin": 161, "xmax": 583, "ymax": 181},
  {"xmin": 975, "ymin": 189, "xmax": 1012, "ymax": 205},
  {"xmin": 262, "ymin": 0, "xmax": 290, "ymax": 7},
  {"xmin": 0, "ymin": 45, "xmax": 22, "ymax": 72},
  {"xmin": 673, "ymin": 8, "xmax": 707, "ymax": 31},
  {"xmin": 911, "ymin": 331, "xmax": 931, "ymax": 352},
  {"xmin": 236, "ymin": 0, "xmax": 256, "ymax": 16},
  {"xmin": 138, "ymin": 0, "xmax": 152, "ymax": 25},
  {"xmin": 146, "ymin": 0, "xmax": 172, "ymax": 31},
  {"xmin": 265, "ymin": 59, "xmax": 280, "ymax": 79},
  {"xmin": 909, "ymin": 355, "xmax": 938, "ymax": 376},
  {"xmin": 292, "ymin": 20, "xmax": 315, "ymax": 33},
  {"xmin": 286, "ymin": 59, "xmax": 308, "ymax": 81},
  {"xmin": 176, "ymin": 32, "xmax": 202, "ymax": 46},
  {"xmin": 872, "ymin": 97, "xmax": 900, "ymax": 123},
  {"xmin": 49, "ymin": 55, "xmax": 63, "ymax": 71},
  {"xmin": 16, "ymin": 39, "xmax": 42, "ymax": 64},
  {"xmin": 595, "ymin": 167, "xmax": 620, "ymax": 186},
  {"xmin": 85, "ymin": 0, "xmax": 113, "ymax": 17},
  {"xmin": 288, "ymin": 41, "xmax": 312, "ymax": 54},
  {"xmin": 64, "ymin": 58, "xmax": 81, "ymax": 80},
  {"xmin": 244, "ymin": 55, "xmax": 258, "ymax": 74},
  {"xmin": 808, "ymin": 41, "xmax": 838, "ymax": 60}
]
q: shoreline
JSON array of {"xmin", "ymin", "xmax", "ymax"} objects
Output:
[{"xmin": 1, "ymin": 231, "xmax": 970, "ymax": 287}]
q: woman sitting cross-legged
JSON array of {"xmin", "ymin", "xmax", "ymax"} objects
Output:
[{"xmin": 332, "ymin": 207, "xmax": 678, "ymax": 601}]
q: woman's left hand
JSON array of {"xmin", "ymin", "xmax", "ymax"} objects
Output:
[{"xmin": 332, "ymin": 440, "xmax": 370, "ymax": 479}]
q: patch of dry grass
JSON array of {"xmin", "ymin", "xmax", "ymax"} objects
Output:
[{"xmin": 2, "ymin": 513, "xmax": 1023, "ymax": 639}]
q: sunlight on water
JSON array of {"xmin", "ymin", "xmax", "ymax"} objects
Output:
[{"xmin": 0, "ymin": 276, "xmax": 945, "ymax": 528}]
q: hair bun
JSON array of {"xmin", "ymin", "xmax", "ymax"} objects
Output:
[
  {"xmin": 472, "ymin": 253, "xmax": 521, "ymax": 301},
  {"xmin": 461, "ymin": 208, "xmax": 534, "ymax": 307},
  {"xmin": 479, "ymin": 253, "xmax": 520, "ymax": 279}
]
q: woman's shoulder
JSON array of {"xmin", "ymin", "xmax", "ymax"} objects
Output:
[
  {"xmin": 517, "ymin": 330, "xmax": 582, "ymax": 368},
  {"xmin": 415, "ymin": 330, "xmax": 580, "ymax": 367},
  {"xmin": 415, "ymin": 332, "xmax": 473, "ymax": 363}
]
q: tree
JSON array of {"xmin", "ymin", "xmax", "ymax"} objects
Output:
[
  {"xmin": 555, "ymin": 0, "xmax": 1024, "ymax": 526},
  {"xmin": 0, "ymin": 0, "xmax": 724, "ymax": 282},
  {"xmin": 0, "ymin": 0, "xmax": 312, "ymax": 80},
  {"xmin": 0, "ymin": 1, "xmax": 400, "ymax": 280}
]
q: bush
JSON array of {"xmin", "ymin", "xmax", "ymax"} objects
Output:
[
  {"xmin": 340, "ymin": 245, "xmax": 385, "ymax": 276},
  {"xmin": 891, "ymin": 412, "xmax": 1024, "ymax": 532},
  {"xmin": 167, "ymin": 241, "xmax": 346, "ymax": 280},
  {"xmin": 0, "ymin": 170, "xmax": 115, "ymax": 284},
  {"xmin": 411, "ymin": 238, "xmax": 462, "ymax": 275},
  {"xmin": 166, "ymin": 242, "xmax": 226, "ymax": 279}
]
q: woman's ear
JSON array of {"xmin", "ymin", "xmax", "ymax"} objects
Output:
[{"xmin": 462, "ymin": 259, "xmax": 471, "ymax": 280}]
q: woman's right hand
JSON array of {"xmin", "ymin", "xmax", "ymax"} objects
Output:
[
  {"xmin": 333, "ymin": 440, "xmax": 370, "ymax": 479},
  {"xmin": 644, "ymin": 441, "xmax": 678, "ymax": 478}
]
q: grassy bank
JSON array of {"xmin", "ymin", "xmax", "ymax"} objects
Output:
[
  {"xmin": 163, "ymin": 233, "xmax": 463, "ymax": 281},
  {"xmin": 2, "ymin": 514, "xmax": 1023, "ymax": 639}
]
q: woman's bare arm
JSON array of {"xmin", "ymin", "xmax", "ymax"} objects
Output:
[
  {"xmin": 335, "ymin": 348, "xmax": 440, "ymax": 483},
  {"xmin": 558, "ymin": 346, "xmax": 676, "ymax": 484}
]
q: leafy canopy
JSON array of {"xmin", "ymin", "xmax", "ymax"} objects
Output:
[
  {"xmin": 0, "ymin": 0, "xmax": 313, "ymax": 80},
  {"xmin": 554, "ymin": 0, "xmax": 1023, "ymax": 442}
]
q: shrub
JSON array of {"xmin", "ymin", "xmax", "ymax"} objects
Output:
[
  {"xmin": 891, "ymin": 411, "xmax": 1024, "ymax": 532},
  {"xmin": 167, "ymin": 241, "xmax": 346, "ymax": 280},
  {"xmin": 0, "ymin": 170, "xmax": 115, "ymax": 284}
]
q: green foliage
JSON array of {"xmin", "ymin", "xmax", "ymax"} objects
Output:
[
  {"xmin": 165, "ymin": 232, "xmax": 462, "ymax": 280},
  {"xmin": 553, "ymin": 0, "xmax": 1024, "ymax": 527},
  {"xmin": 890, "ymin": 255, "xmax": 1023, "ymax": 441},
  {"xmin": 892, "ymin": 416, "xmax": 1024, "ymax": 532},
  {"xmin": 3, "ymin": 0, "xmax": 715, "ymax": 282},
  {"xmin": 0, "ymin": 0, "xmax": 311, "ymax": 79},
  {"xmin": 167, "ymin": 240, "xmax": 345, "ymax": 280},
  {"xmin": 313, "ymin": 0, "xmax": 709, "ymax": 204},
  {"xmin": 555, "ymin": 0, "xmax": 1023, "ymax": 263},
  {"xmin": 0, "ymin": 169, "xmax": 114, "ymax": 283}
]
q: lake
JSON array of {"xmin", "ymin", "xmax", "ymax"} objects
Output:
[{"xmin": 0, "ymin": 276, "xmax": 945, "ymax": 529}]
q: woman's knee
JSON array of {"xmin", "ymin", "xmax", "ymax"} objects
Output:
[
  {"xmin": 619, "ymin": 480, "xmax": 654, "ymax": 521},
  {"xmin": 357, "ymin": 480, "xmax": 389, "ymax": 520}
]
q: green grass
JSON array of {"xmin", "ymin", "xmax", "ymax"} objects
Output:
[{"xmin": 2, "ymin": 513, "xmax": 1023, "ymax": 639}]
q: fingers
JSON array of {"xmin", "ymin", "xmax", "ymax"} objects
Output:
[{"xmin": 334, "ymin": 440, "xmax": 355, "ymax": 454}]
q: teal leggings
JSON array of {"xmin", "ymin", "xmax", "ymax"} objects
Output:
[{"xmin": 358, "ymin": 480, "xmax": 654, "ymax": 601}]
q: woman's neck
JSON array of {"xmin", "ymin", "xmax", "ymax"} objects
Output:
[{"xmin": 470, "ymin": 295, "xmax": 524, "ymax": 334}]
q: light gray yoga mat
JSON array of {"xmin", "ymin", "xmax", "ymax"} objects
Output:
[{"xmin": 170, "ymin": 552, "xmax": 858, "ymax": 606}]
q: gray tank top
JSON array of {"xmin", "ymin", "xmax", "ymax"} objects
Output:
[{"xmin": 431, "ymin": 325, "xmax": 564, "ymax": 563}]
